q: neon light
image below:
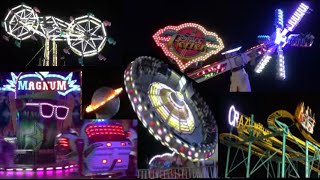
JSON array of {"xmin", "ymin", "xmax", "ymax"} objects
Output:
[
  {"xmin": 228, "ymin": 105, "xmax": 240, "ymax": 127},
  {"xmin": 148, "ymin": 82, "xmax": 195, "ymax": 133},
  {"xmin": 286, "ymin": 3, "xmax": 309, "ymax": 32},
  {"xmin": 254, "ymin": 3, "xmax": 312, "ymax": 79},
  {"xmin": 148, "ymin": 152, "xmax": 175, "ymax": 165},
  {"xmin": 85, "ymin": 87, "xmax": 123, "ymax": 113},
  {"xmin": 153, "ymin": 23, "xmax": 224, "ymax": 71},
  {"xmin": 0, "ymin": 72, "xmax": 80, "ymax": 97},
  {"xmin": 255, "ymin": 54, "xmax": 272, "ymax": 73},
  {"xmin": 221, "ymin": 46, "xmax": 242, "ymax": 55},
  {"xmin": 4, "ymin": 4, "xmax": 110, "ymax": 58},
  {"xmin": 26, "ymin": 102, "xmax": 69, "ymax": 120}
]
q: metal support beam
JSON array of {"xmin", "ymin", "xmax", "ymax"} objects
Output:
[{"xmin": 246, "ymin": 114, "xmax": 254, "ymax": 178}]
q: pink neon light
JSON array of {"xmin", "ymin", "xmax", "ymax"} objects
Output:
[{"xmin": 26, "ymin": 102, "xmax": 69, "ymax": 120}]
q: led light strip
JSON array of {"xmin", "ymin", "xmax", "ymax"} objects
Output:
[
  {"xmin": 124, "ymin": 57, "xmax": 217, "ymax": 162},
  {"xmin": 153, "ymin": 23, "xmax": 224, "ymax": 71},
  {"xmin": 85, "ymin": 87, "xmax": 123, "ymax": 113},
  {"xmin": 25, "ymin": 102, "xmax": 69, "ymax": 120},
  {"xmin": 0, "ymin": 164, "xmax": 77, "ymax": 172}
]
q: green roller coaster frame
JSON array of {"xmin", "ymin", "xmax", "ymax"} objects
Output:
[{"xmin": 222, "ymin": 115, "xmax": 320, "ymax": 178}]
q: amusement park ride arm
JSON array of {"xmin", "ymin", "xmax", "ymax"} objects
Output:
[
  {"xmin": 187, "ymin": 44, "xmax": 267, "ymax": 91},
  {"xmin": 187, "ymin": 3, "xmax": 314, "ymax": 92}
]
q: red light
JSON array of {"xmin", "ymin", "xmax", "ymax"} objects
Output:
[
  {"xmin": 102, "ymin": 160, "xmax": 107, "ymax": 164},
  {"xmin": 121, "ymin": 142, "xmax": 126, "ymax": 146},
  {"xmin": 107, "ymin": 143, "xmax": 112, "ymax": 147},
  {"xmin": 127, "ymin": 132, "xmax": 131, "ymax": 137},
  {"xmin": 217, "ymin": 65, "xmax": 221, "ymax": 69},
  {"xmin": 117, "ymin": 159, "xmax": 122, "ymax": 163}
]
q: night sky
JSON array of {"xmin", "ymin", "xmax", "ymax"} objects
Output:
[{"xmin": 1, "ymin": 0, "xmax": 320, "ymax": 176}]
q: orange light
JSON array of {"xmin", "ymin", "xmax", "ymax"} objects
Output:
[
  {"xmin": 106, "ymin": 142, "xmax": 112, "ymax": 147},
  {"xmin": 117, "ymin": 159, "xmax": 122, "ymax": 163},
  {"xmin": 85, "ymin": 87, "xmax": 123, "ymax": 113},
  {"xmin": 102, "ymin": 160, "xmax": 107, "ymax": 164}
]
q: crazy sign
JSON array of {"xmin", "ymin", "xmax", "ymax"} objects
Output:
[
  {"xmin": 153, "ymin": 23, "xmax": 224, "ymax": 71},
  {"xmin": 0, "ymin": 72, "xmax": 81, "ymax": 98},
  {"xmin": 228, "ymin": 105, "xmax": 240, "ymax": 127}
]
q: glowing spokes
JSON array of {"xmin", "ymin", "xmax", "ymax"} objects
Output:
[
  {"xmin": 148, "ymin": 82, "xmax": 195, "ymax": 133},
  {"xmin": 67, "ymin": 15, "xmax": 107, "ymax": 57},
  {"xmin": 5, "ymin": 4, "xmax": 38, "ymax": 40}
]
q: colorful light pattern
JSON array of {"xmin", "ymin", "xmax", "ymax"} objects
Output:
[
  {"xmin": 85, "ymin": 87, "xmax": 123, "ymax": 113},
  {"xmin": 153, "ymin": 23, "xmax": 224, "ymax": 71},
  {"xmin": 254, "ymin": 3, "xmax": 311, "ymax": 80},
  {"xmin": 187, "ymin": 44, "xmax": 267, "ymax": 83},
  {"xmin": 148, "ymin": 82, "xmax": 195, "ymax": 133},
  {"xmin": 26, "ymin": 102, "xmax": 69, "ymax": 120},
  {"xmin": 124, "ymin": 56, "xmax": 217, "ymax": 161},
  {"xmin": 0, "ymin": 72, "xmax": 81, "ymax": 98}
]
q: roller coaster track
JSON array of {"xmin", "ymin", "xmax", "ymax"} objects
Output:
[{"xmin": 220, "ymin": 109, "xmax": 320, "ymax": 176}]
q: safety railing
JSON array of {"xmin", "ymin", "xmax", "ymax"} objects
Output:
[{"xmin": 138, "ymin": 166, "xmax": 217, "ymax": 179}]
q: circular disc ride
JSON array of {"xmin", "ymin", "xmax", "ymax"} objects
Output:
[{"xmin": 124, "ymin": 56, "xmax": 217, "ymax": 161}]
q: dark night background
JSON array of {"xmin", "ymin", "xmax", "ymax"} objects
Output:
[{"xmin": 1, "ymin": 0, "xmax": 320, "ymax": 176}]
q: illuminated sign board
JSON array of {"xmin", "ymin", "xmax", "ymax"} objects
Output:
[
  {"xmin": 0, "ymin": 72, "xmax": 80, "ymax": 98},
  {"xmin": 153, "ymin": 23, "xmax": 224, "ymax": 71},
  {"xmin": 228, "ymin": 105, "xmax": 240, "ymax": 127}
]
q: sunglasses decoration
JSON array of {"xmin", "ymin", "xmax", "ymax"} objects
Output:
[{"xmin": 26, "ymin": 102, "xmax": 69, "ymax": 120}]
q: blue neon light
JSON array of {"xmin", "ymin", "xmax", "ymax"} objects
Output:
[{"xmin": 0, "ymin": 72, "xmax": 81, "ymax": 96}]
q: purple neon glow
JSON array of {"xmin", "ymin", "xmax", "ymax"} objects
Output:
[
  {"xmin": 255, "ymin": 3, "xmax": 310, "ymax": 80},
  {"xmin": 286, "ymin": 3, "xmax": 309, "ymax": 32},
  {"xmin": 26, "ymin": 102, "xmax": 69, "ymax": 120}
]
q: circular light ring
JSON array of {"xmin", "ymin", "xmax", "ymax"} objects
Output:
[
  {"xmin": 85, "ymin": 87, "xmax": 123, "ymax": 113},
  {"xmin": 148, "ymin": 82, "xmax": 195, "ymax": 133},
  {"xmin": 4, "ymin": 4, "xmax": 39, "ymax": 40},
  {"xmin": 67, "ymin": 15, "xmax": 107, "ymax": 57},
  {"xmin": 124, "ymin": 56, "xmax": 218, "ymax": 161}
]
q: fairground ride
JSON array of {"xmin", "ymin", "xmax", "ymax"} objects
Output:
[{"xmin": 220, "ymin": 103, "xmax": 320, "ymax": 178}]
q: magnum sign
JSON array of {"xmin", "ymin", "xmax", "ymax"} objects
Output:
[
  {"xmin": 0, "ymin": 72, "xmax": 81, "ymax": 97},
  {"xmin": 153, "ymin": 23, "xmax": 224, "ymax": 71}
]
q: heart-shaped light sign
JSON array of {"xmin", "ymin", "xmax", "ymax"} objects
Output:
[{"xmin": 153, "ymin": 23, "xmax": 224, "ymax": 72}]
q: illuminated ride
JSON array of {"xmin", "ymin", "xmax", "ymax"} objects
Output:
[
  {"xmin": 220, "ymin": 103, "xmax": 320, "ymax": 178},
  {"xmin": 3, "ymin": 4, "xmax": 115, "ymax": 66},
  {"xmin": 254, "ymin": 3, "xmax": 313, "ymax": 79},
  {"xmin": 186, "ymin": 2, "xmax": 314, "ymax": 91},
  {"xmin": 0, "ymin": 71, "xmax": 81, "ymax": 174},
  {"xmin": 124, "ymin": 56, "xmax": 218, "ymax": 162},
  {"xmin": 55, "ymin": 120, "xmax": 132, "ymax": 177}
]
